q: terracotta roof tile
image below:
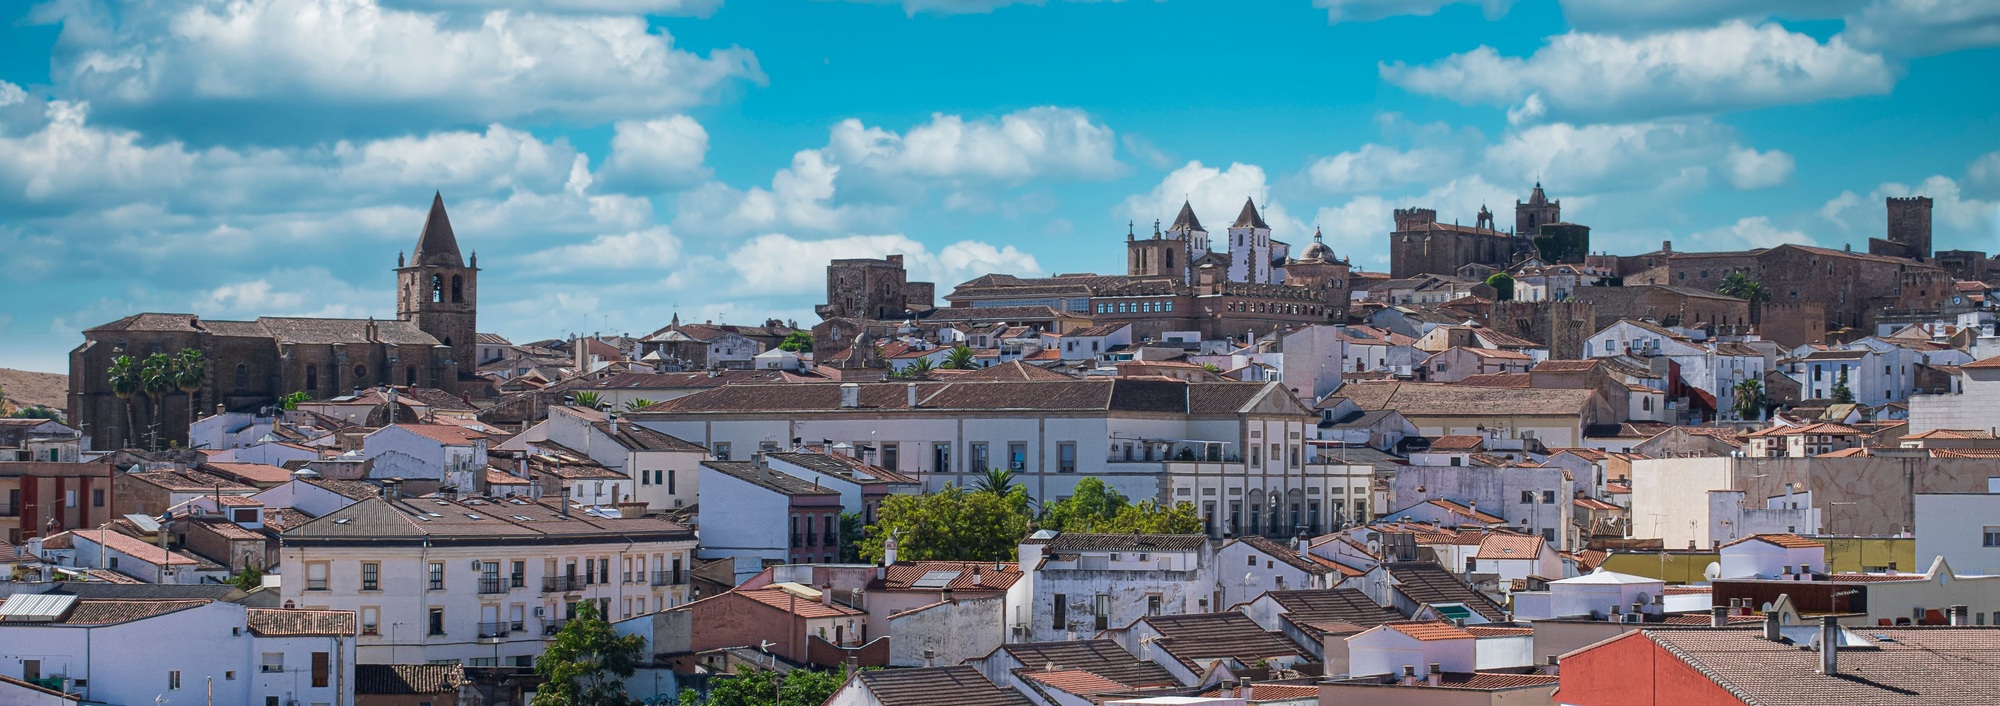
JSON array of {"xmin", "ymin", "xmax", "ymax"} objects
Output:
[
  {"xmin": 1719, "ymin": 533, "xmax": 1823, "ymax": 550},
  {"xmin": 997, "ymin": 640, "xmax": 1178, "ymax": 688},
  {"xmin": 1020, "ymin": 669, "xmax": 1129, "ymax": 696},
  {"xmin": 246, "ymin": 608, "xmax": 356, "ymax": 636},
  {"xmin": 855, "ymin": 666, "xmax": 1032, "ymax": 706}
]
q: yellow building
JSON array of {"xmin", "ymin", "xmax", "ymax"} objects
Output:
[
  {"xmin": 1814, "ymin": 536, "xmax": 1913, "ymax": 574},
  {"xmin": 1599, "ymin": 550, "xmax": 1717, "ymax": 584}
]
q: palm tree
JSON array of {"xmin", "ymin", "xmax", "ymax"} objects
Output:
[
  {"xmin": 622, "ymin": 398, "xmax": 656, "ymax": 413},
  {"xmin": 107, "ymin": 355, "xmax": 142, "ymax": 448},
  {"xmin": 139, "ymin": 352, "xmax": 177, "ymax": 450},
  {"xmin": 942, "ymin": 345, "xmax": 978, "ymax": 370},
  {"xmin": 898, "ymin": 357, "xmax": 936, "ymax": 378},
  {"xmin": 570, "ymin": 391, "xmax": 604, "ymax": 409},
  {"xmin": 1732, "ymin": 378, "xmax": 1764, "ymax": 421},
  {"xmin": 973, "ymin": 468, "xmax": 1018, "ymax": 496},
  {"xmin": 174, "ymin": 348, "xmax": 207, "ymax": 431}
]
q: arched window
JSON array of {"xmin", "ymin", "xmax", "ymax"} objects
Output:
[
  {"xmin": 451, "ymin": 275, "xmax": 463, "ymax": 303},
  {"xmin": 431, "ymin": 274, "xmax": 444, "ymax": 303},
  {"xmin": 235, "ymin": 363, "xmax": 248, "ymax": 391},
  {"xmin": 305, "ymin": 364, "xmax": 318, "ymax": 391}
]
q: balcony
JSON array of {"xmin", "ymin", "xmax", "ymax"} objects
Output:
[
  {"xmin": 542, "ymin": 576, "xmax": 581, "ymax": 593},
  {"xmin": 805, "ymin": 532, "xmax": 818, "ymax": 547},
  {"xmin": 478, "ymin": 577, "xmax": 507, "ymax": 595},
  {"xmin": 477, "ymin": 621, "xmax": 510, "ymax": 639},
  {"xmin": 542, "ymin": 619, "xmax": 568, "ymax": 636},
  {"xmin": 650, "ymin": 570, "xmax": 686, "ymax": 587},
  {"xmin": 791, "ymin": 533, "xmax": 803, "ymax": 548},
  {"xmin": 822, "ymin": 533, "xmax": 837, "ymax": 548}
]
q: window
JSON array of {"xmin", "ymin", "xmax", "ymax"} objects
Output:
[
  {"xmin": 306, "ymin": 562, "xmax": 329, "ymax": 591},
  {"xmin": 1984, "ymin": 527, "xmax": 2000, "ymax": 547},
  {"xmin": 311, "ymin": 652, "xmax": 329, "ymax": 688},
  {"xmin": 361, "ymin": 562, "xmax": 379, "ymax": 591},
  {"xmin": 1094, "ymin": 594, "xmax": 1111, "ymax": 631},
  {"xmin": 451, "ymin": 275, "xmax": 464, "ymax": 303},
  {"xmin": 511, "ymin": 560, "xmax": 526, "ymax": 588},
  {"xmin": 429, "ymin": 607, "xmax": 445, "ymax": 636},
  {"xmin": 92, "ymin": 489, "xmax": 104, "ymax": 507},
  {"xmin": 1147, "ymin": 594, "xmax": 1162, "ymax": 616},
  {"xmin": 1542, "ymin": 490, "xmax": 1556, "ymax": 504},
  {"xmin": 169, "ymin": 671, "xmax": 181, "ymax": 690},
  {"xmin": 262, "ymin": 652, "xmax": 284, "ymax": 673},
  {"xmin": 1521, "ymin": 491, "xmax": 1536, "ymax": 504},
  {"xmin": 407, "ymin": 366, "xmax": 417, "ymax": 386},
  {"xmin": 429, "ymin": 561, "xmax": 445, "ymax": 591},
  {"xmin": 970, "ymin": 442, "xmax": 989, "ymax": 471},
  {"xmin": 713, "ymin": 442, "xmax": 731, "ymax": 461},
  {"xmin": 1008, "ymin": 442, "xmax": 1027, "ymax": 471},
  {"xmin": 1052, "ymin": 594, "xmax": 1067, "ymax": 630},
  {"xmin": 882, "ymin": 444, "xmax": 899, "ymax": 471},
  {"xmin": 667, "ymin": 470, "xmax": 676, "ymax": 495},
  {"xmin": 235, "ymin": 363, "xmax": 249, "ymax": 391},
  {"xmin": 361, "ymin": 607, "xmax": 379, "ymax": 635},
  {"xmin": 1058, "ymin": 442, "xmax": 1077, "ymax": 473},
  {"xmin": 933, "ymin": 442, "xmax": 951, "ymax": 472},
  {"xmin": 305, "ymin": 364, "xmax": 318, "ymax": 391},
  {"xmin": 354, "ymin": 364, "xmax": 367, "ymax": 380}
]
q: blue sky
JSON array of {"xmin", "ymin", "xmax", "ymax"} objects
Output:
[{"xmin": 2, "ymin": 0, "xmax": 1998, "ymax": 373}]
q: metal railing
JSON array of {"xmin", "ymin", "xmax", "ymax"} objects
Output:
[
  {"xmin": 650, "ymin": 570, "xmax": 687, "ymax": 586},
  {"xmin": 542, "ymin": 619, "xmax": 567, "ymax": 636},
  {"xmin": 822, "ymin": 533, "xmax": 837, "ymax": 548},
  {"xmin": 478, "ymin": 577, "xmax": 507, "ymax": 594},
  {"xmin": 477, "ymin": 621, "xmax": 510, "ymax": 638},
  {"xmin": 542, "ymin": 576, "xmax": 580, "ymax": 593}
]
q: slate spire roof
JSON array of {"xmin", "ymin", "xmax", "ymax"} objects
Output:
[
  {"xmin": 1233, "ymin": 196, "xmax": 1269, "ymax": 229},
  {"xmin": 1169, "ymin": 200, "xmax": 1204, "ymax": 232},
  {"xmin": 411, "ymin": 192, "xmax": 464, "ymax": 267}
]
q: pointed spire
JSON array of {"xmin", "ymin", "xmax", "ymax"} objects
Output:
[
  {"xmin": 1529, "ymin": 182, "xmax": 1547, "ymax": 204},
  {"xmin": 1169, "ymin": 200, "xmax": 1204, "ymax": 232},
  {"xmin": 411, "ymin": 191, "xmax": 464, "ymax": 267},
  {"xmin": 1127, "ymin": 220, "xmax": 1134, "ymax": 241},
  {"xmin": 670, "ymin": 311, "xmax": 681, "ymax": 329},
  {"xmin": 1232, "ymin": 197, "xmax": 1268, "ymax": 229}
]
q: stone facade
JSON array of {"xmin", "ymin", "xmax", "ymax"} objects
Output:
[
  {"xmin": 1869, "ymin": 196, "xmax": 1934, "ymax": 261},
  {"xmin": 1567, "ymin": 285, "xmax": 1750, "ymax": 331},
  {"xmin": 1628, "ymin": 244, "xmax": 1946, "ymax": 334},
  {"xmin": 1486, "ymin": 300, "xmax": 1598, "ymax": 361},
  {"xmin": 815, "ymin": 255, "xmax": 934, "ymax": 321}
]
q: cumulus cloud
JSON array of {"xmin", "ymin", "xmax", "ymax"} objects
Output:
[
  {"xmin": 1314, "ymin": 0, "xmax": 1513, "ymax": 23},
  {"xmin": 1558, "ymin": 0, "xmax": 1861, "ymax": 32},
  {"xmin": 1842, "ymin": 0, "xmax": 2000, "ymax": 55},
  {"xmin": 1117, "ymin": 161, "xmax": 1304, "ymax": 239},
  {"xmin": 1482, "ymin": 120, "xmax": 1788, "ymax": 194},
  {"xmin": 1381, "ymin": 22, "xmax": 1895, "ymax": 122},
  {"xmin": 825, "ymin": 107, "xmax": 1121, "ymax": 182},
  {"xmin": 718, "ymin": 233, "xmax": 1041, "ymax": 296},
  {"xmin": 522, "ymin": 226, "xmax": 684, "ymax": 271},
  {"xmin": 380, "ymin": 0, "xmax": 723, "ymax": 15},
  {"xmin": 672, "ymin": 149, "xmax": 887, "ymax": 237},
  {"xmin": 31, "ymin": 0, "xmax": 761, "ymax": 143},
  {"xmin": 1691, "ymin": 216, "xmax": 1813, "ymax": 249},
  {"xmin": 1305, "ymin": 144, "xmax": 1464, "ymax": 194},
  {"xmin": 1970, "ymin": 150, "xmax": 2000, "ymax": 192},
  {"xmin": 1312, "ymin": 176, "xmax": 1516, "ymax": 266},
  {"xmin": 1820, "ymin": 175, "xmax": 2000, "ymax": 249},
  {"xmin": 598, "ymin": 116, "xmax": 711, "ymax": 193},
  {"xmin": 196, "ymin": 267, "xmax": 385, "ymax": 319},
  {"xmin": 845, "ymin": 0, "xmax": 1125, "ymax": 17}
]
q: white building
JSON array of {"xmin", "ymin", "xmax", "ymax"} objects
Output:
[
  {"xmin": 501, "ymin": 405, "xmax": 708, "ymax": 511},
  {"xmin": 1718, "ymin": 533, "xmax": 1828, "ymax": 578},
  {"xmin": 1907, "ymin": 355, "xmax": 2000, "ymax": 435},
  {"xmin": 696, "ymin": 460, "xmax": 845, "ymax": 573},
  {"xmin": 1344, "ymin": 621, "xmax": 1476, "ymax": 679},
  {"xmin": 276, "ymin": 494, "xmax": 696, "ymax": 666},
  {"xmin": 1213, "ymin": 536, "xmax": 1343, "ymax": 609},
  {"xmin": 1050, "ymin": 323, "xmax": 1133, "ymax": 362},
  {"xmin": 1389, "ymin": 464, "xmax": 1576, "ymax": 549},
  {"xmin": 357, "ymin": 424, "xmax": 489, "ymax": 490},
  {"xmin": 0, "ymin": 596, "xmax": 354, "ymax": 706},
  {"xmin": 1510, "ymin": 569, "xmax": 1665, "ymax": 621},
  {"xmin": 1914, "ymin": 489, "xmax": 2000, "ymax": 576},
  {"xmin": 1017, "ymin": 531, "xmax": 1213, "ymax": 643}
]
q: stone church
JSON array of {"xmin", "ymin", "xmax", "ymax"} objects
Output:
[{"xmin": 68, "ymin": 194, "xmax": 480, "ymax": 450}]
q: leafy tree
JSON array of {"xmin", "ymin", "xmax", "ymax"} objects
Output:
[
  {"xmin": 278, "ymin": 391, "xmax": 310, "ymax": 411},
  {"xmin": 861, "ymin": 483, "xmax": 1032, "ymax": 563},
  {"xmin": 1040, "ymin": 478, "xmax": 1203, "ymax": 534},
  {"xmin": 1716, "ymin": 271, "xmax": 1770, "ymax": 303},
  {"xmin": 623, "ymin": 399, "xmax": 656, "ymax": 413},
  {"xmin": 1732, "ymin": 378, "xmax": 1764, "ymax": 421},
  {"xmin": 140, "ymin": 352, "xmax": 177, "ymax": 450},
  {"xmin": 533, "ymin": 601, "xmax": 648, "ymax": 706},
  {"xmin": 1484, "ymin": 272, "xmax": 1515, "ymax": 301},
  {"xmin": 778, "ymin": 331, "xmax": 815, "ymax": 353},
  {"xmin": 8, "ymin": 406, "xmax": 61, "ymax": 420},
  {"xmin": 1097, "ymin": 499, "xmax": 1205, "ymax": 534},
  {"xmin": 1831, "ymin": 369, "xmax": 1855, "ymax": 404},
  {"xmin": 972, "ymin": 468, "xmax": 1018, "ymax": 496},
  {"xmin": 571, "ymin": 391, "xmax": 605, "ymax": 410},
  {"xmin": 226, "ymin": 566, "xmax": 263, "ymax": 591},
  {"xmin": 690, "ymin": 666, "xmax": 848, "ymax": 706},
  {"xmin": 1201, "ymin": 363, "xmax": 1222, "ymax": 374},
  {"xmin": 836, "ymin": 512, "xmax": 864, "ymax": 563},
  {"xmin": 942, "ymin": 345, "xmax": 979, "ymax": 370},
  {"xmin": 173, "ymin": 348, "xmax": 207, "ymax": 428},
  {"xmin": 108, "ymin": 355, "xmax": 142, "ymax": 448}
]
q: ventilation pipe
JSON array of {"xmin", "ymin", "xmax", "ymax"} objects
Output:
[
  {"xmin": 840, "ymin": 383, "xmax": 861, "ymax": 409},
  {"xmin": 1427, "ymin": 663, "xmax": 1442, "ymax": 687},
  {"xmin": 1711, "ymin": 606, "xmax": 1729, "ymax": 628},
  {"xmin": 1818, "ymin": 616, "xmax": 1839, "ymax": 675},
  {"xmin": 906, "ymin": 383, "xmax": 919, "ymax": 408},
  {"xmin": 1763, "ymin": 609, "xmax": 1782, "ymax": 642},
  {"xmin": 1400, "ymin": 665, "xmax": 1418, "ymax": 686}
]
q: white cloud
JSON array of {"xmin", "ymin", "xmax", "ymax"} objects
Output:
[
  {"xmin": 1117, "ymin": 161, "xmax": 1304, "ymax": 239},
  {"xmin": 195, "ymin": 267, "xmax": 384, "ymax": 319},
  {"xmin": 1313, "ymin": 176, "xmax": 1515, "ymax": 266},
  {"xmin": 1967, "ymin": 150, "xmax": 2000, "ymax": 192},
  {"xmin": 1482, "ymin": 121, "xmax": 1718, "ymax": 193},
  {"xmin": 381, "ymin": 0, "xmax": 723, "ymax": 15},
  {"xmin": 1313, "ymin": 0, "xmax": 1513, "ymax": 23},
  {"xmin": 1842, "ymin": 0, "xmax": 2000, "ymax": 55},
  {"xmin": 846, "ymin": 0, "xmax": 1124, "ymax": 17},
  {"xmin": 1382, "ymin": 22, "xmax": 1895, "ymax": 122},
  {"xmin": 1724, "ymin": 147, "xmax": 1795, "ymax": 190},
  {"xmin": 718, "ymin": 233, "xmax": 1041, "ymax": 296},
  {"xmin": 1820, "ymin": 190, "xmax": 1862, "ymax": 227},
  {"xmin": 599, "ymin": 116, "xmax": 711, "ymax": 192},
  {"xmin": 1692, "ymin": 216, "xmax": 1813, "ymax": 249},
  {"xmin": 1819, "ymin": 175, "xmax": 2000, "ymax": 249},
  {"xmin": 825, "ymin": 107, "xmax": 1121, "ymax": 182},
  {"xmin": 1305, "ymin": 144, "xmax": 1463, "ymax": 194},
  {"xmin": 523, "ymin": 226, "xmax": 683, "ymax": 271},
  {"xmin": 1121, "ymin": 134, "xmax": 1172, "ymax": 170},
  {"xmin": 1558, "ymin": 0, "xmax": 1861, "ymax": 32},
  {"xmin": 33, "ymin": 0, "xmax": 761, "ymax": 141},
  {"xmin": 673, "ymin": 149, "xmax": 884, "ymax": 237}
]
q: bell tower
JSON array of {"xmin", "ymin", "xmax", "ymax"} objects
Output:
[{"xmin": 396, "ymin": 192, "xmax": 478, "ymax": 388}]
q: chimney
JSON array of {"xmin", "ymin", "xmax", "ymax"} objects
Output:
[
  {"xmin": 1710, "ymin": 605, "xmax": 1729, "ymax": 628},
  {"xmin": 906, "ymin": 383, "xmax": 919, "ymax": 408},
  {"xmin": 883, "ymin": 535, "xmax": 899, "ymax": 567},
  {"xmin": 608, "ymin": 413, "xmax": 621, "ymax": 435},
  {"xmin": 1764, "ymin": 609, "xmax": 1782, "ymax": 642},
  {"xmin": 820, "ymin": 585, "xmax": 833, "ymax": 607},
  {"xmin": 1818, "ymin": 616, "xmax": 1839, "ymax": 675},
  {"xmin": 941, "ymin": 586, "xmax": 954, "ymax": 603},
  {"xmin": 1400, "ymin": 665, "xmax": 1418, "ymax": 686},
  {"xmin": 1608, "ymin": 604, "xmax": 1621, "ymax": 622},
  {"xmin": 840, "ymin": 383, "xmax": 861, "ymax": 409},
  {"xmin": 1951, "ymin": 605, "xmax": 1969, "ymax": 626},
  {"xmin": 1545, "ymin": 655, "xmax": 1560, "ymax": 676},
  {"xmin": 923, "ymin": 649, "xmax": 936, "ymax": 668},
  {"xmin": 1427, "ymin": 663, "xmax": 1442, "ymax": 687}
]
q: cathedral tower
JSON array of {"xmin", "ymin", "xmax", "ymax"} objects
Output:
[
  {"xmin": 397, "ymin": 193, "xmax": 478, "ymax": 387},
  {"xmin": 1515, "ymin": 182, "xmax": 1559, "ymax": 235}
]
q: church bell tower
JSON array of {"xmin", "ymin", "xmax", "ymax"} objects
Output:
[{"xmin": 396, "ymin": 192, "xmax": 478, "ymax": 388}]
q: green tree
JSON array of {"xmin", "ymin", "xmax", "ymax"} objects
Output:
[
  {"xmin": 1831, "ymin": 369, "xmax": 1855, "ymax": 404},
  {"xmin": 1041, "ymin": 478, "xmax": 1203, "ymax": 534},
  {"xmin": 278, "ymin": 391, "xmax": 310, "ymax": 411},
  {"xmin": 533, "ymin": 601, "xmax": 648, "ymax": 706},
  {"xmin": 1201, "ymin": 363, "xmax": 1222, "ymax": 374},
  {"xmin": 972, "ymin": 468, "xmax": 1018, "ymax": 496},
  {"xmin": 623, "ymin": 399, "xmax": 656, "ymax": 413},
  {"xmin": 778, "ymin": 331, "xmax": 815, "ymax": 353},
  {"xmin": 1484, "ymin": 272, "xmax": 1515, "ymax": 301},
  {"xmin": 571, "ymin": 391, "xmax": 605, "ymax": 410},
  {"xmin": 8, "ymin": 406, "xmax": 61, "ymax": 420},
  {"xmin": 174, "ymin": 348, "xmax": 207, "ymax": 430},
  {"xmin": 1716, "ymin": 271, "xmax": 1770, "ymax": 303},
  {"xmin": 107, "ymin": 354, "xmax": 142, "ymax": 448},
  {"xmin": 861, "ymin": 483, "xmax": 1032, "ymax": 563},
  {"xmin": 836, "ymin": 512, "xmax": 864, "ymax": 563},
  {"xmin": 1732, "ymin": 378, "xmax": 1764, "ymax": 421},
  {"xmin": 892, "ymin": 357, "xmax": 935, "ymax": 379},
  {"xmin": 693, "ymin": 666, "xmax": 848, "ymax": 706},
  {"xmin": 1098, "ymin": 499, "xmax": 1205, "ymax": 534},
  {"xmin": 140, "ymin": 352, "xmax": 177, "ymax": 450},
  {"xmin": 226, "ymin": 566, "xmax": 263, "ymax": 591},
  {"xmin": 942, "ymin": 345, "xmax": 979, "ymax": 370}
]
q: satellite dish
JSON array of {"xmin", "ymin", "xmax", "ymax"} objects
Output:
[{"xmin": 1703, "ymin": 562, "xmax": 1722, "ymax": 582}]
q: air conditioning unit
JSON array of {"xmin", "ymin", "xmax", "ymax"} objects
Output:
[
  {"xmin": 471, "ymin": 560, "xmax": 483, "ymax": 570},
  {"xmin": 534, "ymin": 607, "xmax": 546, "ymax": 617}
]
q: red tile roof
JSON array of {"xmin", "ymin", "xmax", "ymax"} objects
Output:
[
  {"xmin": 1383, "ymin": 620, "xmax": 1475, "ymax": 641},
  {"xmin": 1720, "ymin": 533, "xmax": 1823, "ymax": 550}
]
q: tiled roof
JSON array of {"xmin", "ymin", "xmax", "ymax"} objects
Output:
[
  {"xmin": 702, "ymin": 461, "xmax": 840, "ymax": 497},
  {"xmin": 734, "ymin": 587, "xmax": 865, "ymax": 618},
  {"xmin": 1476, "ymin": 534, "xmax": 1544, "ymax": 560},
  {"xmin": 1040, "ymin": 532, "xmax": 1208, "ymax": 553},
  {"xmin": 1900, "ymin": 428, "xmax": 1996, "ymax": 440},
  {"xmin": 1338, "ymin": 381, "xmax": 1598, "ymax": 417},
  {"xmin": 1428, "ymin": 435, "xmax": 1485, "ymax": 451},
  {"xmin": 125, "ymin": 468, "xmax": 259, "ymax": 493},
  {"xmin": 1719, "ymin": 534, "xmax": 1823, "ymax": 550},
  {"xmin": 202, "ymin": 462, "xmax": 294, "ymax": 484},
  {"xmin": 385, "ymin": 423, "xmax": 489, "ymax": 446},
  {"xmin": 641, "ymin": 379, "xmax": 1279, "ymax": 416},
  {"xmin": 246, "ymin": 608, "xmax": 356, "ymax": 636},
  {"xmin": 355, "ymin": 664, "xmax": 465, "ymax": 695},
  {"xmin": 1231, "ymin": 536, "xmax": 1333, "ymax": 575},
  {"xmin": 997, "ymin": 640, "xmax": 1178, "ymax": 688},
  {"xmin": 855, "ymin": 666, "xmax": 1032, "ymax": 706},
  {"xmin": 1464, "ymin": 625, "xmax": 1535, "ymax": 636},
  {"xmin": 1386, "ymin": 562, "xmax": 1508, "ymax": 622},
  {"xmin": 1265, "ymin": 589, "xmax": 1403, "ymax": 634},
  {"xmin": 1454, "ymin": 373, "xmax": 1532, "ymax": 388},
  {"xmin": 878, "ymin": 561, "xmax": 1023, "ymax": 592},
  {"xmin": 1532, "ymin": 360, "xmax": 1600, "ymax": 372},
  {"xmin": 281, "ymin": 496, "xmax": 692, "ymax": 543},
  {"xmin": 765, "ymin": 452, "xmax": 920, "ymax": 485},
  {"xmin": 64, "ymin": 528, "xmax": 208, "ymax": 567},
  {"xmin": 1383, "ymin": 620, "xmax": 1476, "ymax": 641},
  {"xmin": 1639, "ymin": 628, "xmax": 2000, "ymax": 705},
  {"xmin": 593, "ymin": 421, "xmax": 706, "ymax": 452},
  {"xmin": 1020, "ymin": 669, "xmax": 1129, "ymax": 697},
  {"xmin": 59, "ymin": 599, "xmax": 211, "ymax": 625},
  {"xmin": 955, "ymin": 361, "xmax": 1075, "ymax": 381},
  {"xmin": 1424, "ymin": 499, "xmax": 1504, "ymax": 523},
  {"xmin": 1143, "ymin": 612, "xmax": 1307, "ymax": 670}
]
